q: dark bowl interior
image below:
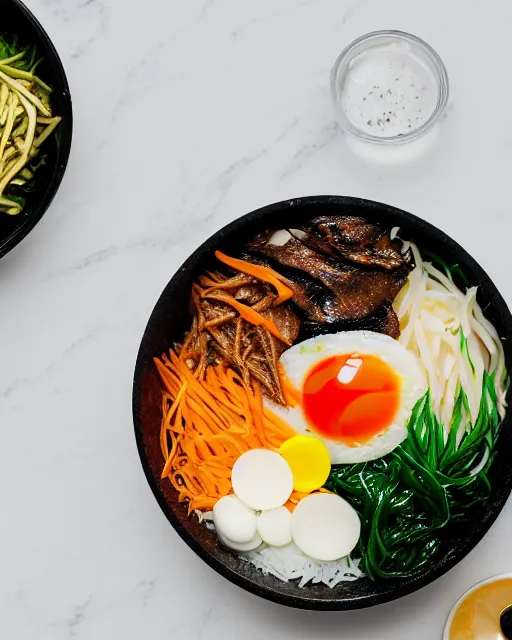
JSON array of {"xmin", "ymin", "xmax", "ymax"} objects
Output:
[
  {"xmin": 133, "ymin": 196, "xmax": 512, "ymax": 610},
  {"xmin": 0, "ymin": 0, "xmax": 72, "ymax": 259}
]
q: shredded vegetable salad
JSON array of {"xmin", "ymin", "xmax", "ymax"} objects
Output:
[
  {"xmin": 393, "ymin": 242, "xmax": 507, "ymax": 425},
  {"xmin": 0, "ymin": 36, "xmax": 61, "ymax": 215}
]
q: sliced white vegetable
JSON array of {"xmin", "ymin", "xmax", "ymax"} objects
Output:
[
  {"xmin": 231, "ymin": 449, "xmax": 293, "ymax": 511},
  {"xmin": 424, "ymin": 263, "xmax": 463, "ymax": 298},
  {"xmin": 414, "ymin": 318, "xmax": 439, "ymax": 413},
  {"xmin": 291, "ymin": 493, "xmax": 361, "ymax": 562},
  {"xmin": 397, "ymin": 240, "xmax": 508, "ymax": 432},
  {"xmin": 257, "ymin": 507, "xmax": 292, "ymax": 547},
  {"xmin": 469, "ymin": 445, "xmax": 490, "ymax": 477},
  {"xmin": 398, "ymin": 271, "xmax": 427, "ymax": 347},
  {"xmin": 212, "ymin": 494, "xmax": 258, "ymax": 544},
  {"xmin": 268, "ymin": 229, "xmax": 292, "ymax": 246},
  {"xmin": 217, "ymin": 530, "xmax": 263, "ymax": 552},
  {"xmin": 289, "ymin": 228, "xmax": 307, "ymax": 239},
  {"xmin": 401, "ymin": 240, "xmax": 411, "ymax": 254}
]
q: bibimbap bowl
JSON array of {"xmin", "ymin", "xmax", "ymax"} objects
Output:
[
  {"xmin": 133, "ymin": 196, "xmax": 512, "ymax": 610},
  {"xmin": 0, "ymin": 0, "xmax": 73, "ymax": 259}
]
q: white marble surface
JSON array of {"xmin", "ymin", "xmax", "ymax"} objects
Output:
[{"xmin": 2, "ymin": 0, "xmax": 512, "ymax": 638}]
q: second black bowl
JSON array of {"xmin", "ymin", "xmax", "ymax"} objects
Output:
[
  {"xmin": 0, "ymin": 0, "xmax": 72, "ymax": 259},
  {"xmin": 133, "ymin": 196, "xmax": 512, "ymax": 610}
]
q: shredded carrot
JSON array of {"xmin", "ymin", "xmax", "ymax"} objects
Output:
[
  {"xmin": 278, "ymin": 363, "xmax": 301, "ymax": 408},
  {"xmin": 203, "ymin": 289, "xmax": 291, "ymax": 345},
  {"xmin": 263, "ymin": 406, "xmax": 296, "ymax": 438},
  {"xmin": 284, "ymin": 488, "xmax": 333, "ymax": 513},
  {"xmin": 250, "ymin": 381, "xmax": 266, "ymax": 443},
  {"xmin": 161, "ymin": 431, "xmax": 179, "ymax": 479},
  {"xmin": 215, "ymin": 250, "xmax": 294, "ymax": 305},
  {"xmin": 155, "ymin": 351, "xmax": 296, "ymax": 513}
]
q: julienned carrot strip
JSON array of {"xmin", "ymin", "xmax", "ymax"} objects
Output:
[
  {"xmin": 222, "ymin": 366, "xmax": 246, "ymax": 393},
  {"xmin": 261, "ymin": 420, "xmax": 288, "ymax": 443},
  {"xmin": 160, "ymin": 396, "xmax": 169, "ymax": 460},
  {"xmin": 181, "ymin": 398, "xmax": 211, "ymax": 436},
  {"xmin": 181, "ymin": 436, "xmax": 198, "ymax": 461},
  {"xmin": 165, "ymin": 382, "xmax": 188, "ymax": 427},
  {"xmin": 196, "ymin": 472, "xmax": 216, "ymax": 496},
  {"xmin": 174, "ymin": 364, "xmax": 229, "ymax": 431},
  {"xmin": 203, "ymin": 381, "xmax": 243, "ymax": 418},
  {"xmin": 245, "ymin": 434, "xmax": 262, "ymax": 449},
  {"xmin": 155, "ymin": 359, "xmax": 180, "ymax": 395},
  {"xmin": 278, "ymin": 364, "xmax": 301, "ymax": 408},
  {"xmin": 221, "ymin": 369, "xmax": 254, "ymax": 431},
  {"xmin": 185, "ymin": 393, "xmax": 226, "ymax": 434},
  {"xmin": 161, "ymin": 353, "xmax": 182, "ymax": 381},
  {"xmin": 169, "ymin": 472, "xmax": 182, "ymax": 494},
  {"xmin": 208, "ymin": 437, "xmax": 242, "ymax": 458},
  {"xmin": 203, "ymin": 290, "xmax": 291, "ymax": 345},
  {"xmin": 174, "ymin": 403, "xmax": 184, "ymax": 437},
  {"xmin": 262, "ymin": 407, "xmax": 296, "ymax": 439},
  {"xmin": 183, "ymin": 401, "xmax": 214, "ymax": 437},
  {"xmin": 161, "ymin": 431, "xmax": 179, "ymax": 479},
  {"xmin": 290, "ymin": 490, "xmax": 310, "ymax": 502},
  {"xmin": 176, "ymin": 358, "xmax": 233, "ymax": 430},
  {"xmin": 161, "ymin": 383, "xmax": 186, "ymax": 460},
  {"xmin": 261, "ymin": 430, "xmax": 283, "ymax": 450},
  {"xmin": 204, "ymin": 461, "xmax": 232, "ymax": 479},
  {"xmin": 198, "ymin": 275, "xmax": 217, "ymax": 287},
  {"xmin": 194, "ymin": 435, "xmax": 213, "ymax": 461},
  {"xmin": 284, "ymin": 489, "xmax": 331, "ymax": 513},
  {"xmin": 214, "ymin": 380, "xmax": 247, "ymax": 413},
  {"xmin": 189, "ymin": 496, "xmax": 217, "ymax": 511},
  {"xmin": 215, "ymin": 250, "xmax": 293, "ymax": 305},
  {"xmin": 156, "ymin": 350, "xmax": 298, "ymax": 513},
  {"xmin": 250, "ymin": 381, "xmax": 266, "ymax": 444}
]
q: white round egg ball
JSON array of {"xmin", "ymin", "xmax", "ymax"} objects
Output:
[
  {"xmin": 217, "ymin": 531, "xmax": 263, "ymax": 552},
  {"xmin": 257, "ymin": 507, "xmax": 292, "ymax": 547},
  {"xmin": 231, "ymin": 449, "xmax": 293, "ymax": 511},
  {"xmin": 213, "ymin": 494, "xmax": 258, "ymax": 544},
  {"xmin": 291, "ymin": 493, "xmax": 361, "ymax": 561}
]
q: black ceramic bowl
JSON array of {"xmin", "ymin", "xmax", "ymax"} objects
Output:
[
  {"xmin": 133, "ymin": 196, "xmax": 512, "ymax": 610},
  {"xmin": 0, "ymin": 0, "xmax": 72, "ymax": 259}
]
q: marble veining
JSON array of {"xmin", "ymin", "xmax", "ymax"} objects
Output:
[{"xmin": 2, "ymin": 0, "xmax": 512, "ymax": 638}]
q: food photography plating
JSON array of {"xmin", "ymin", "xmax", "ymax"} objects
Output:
[{"xmin": 2, "ymin": 1, "xmax": 512, "ymax": 639}]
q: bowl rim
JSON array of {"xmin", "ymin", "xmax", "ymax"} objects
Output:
[
  {"xmin": 330, "ymin": 30, "xmax": 449, "ymax": 145},
  {"xmin": 443, "ymin": 573, "xmax": 512, "ymax": 639},
  {"xmin": 133, "ymin": 195, "xmax": 512, "ymax": 611},
  {"xmin": 0, "ymin": 0, "xmax": 73, "ymax": 259}
]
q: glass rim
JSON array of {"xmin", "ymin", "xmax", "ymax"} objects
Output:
[
  {"xmin": 443, "ymin": 573, "xmax": 512, "ymax": 640},
  {"xmin": 330, "ymin": 30, "xmax": 449, "ymax": 145}
]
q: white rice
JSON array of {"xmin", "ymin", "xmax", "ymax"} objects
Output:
[
  {"xmin": 198, "ymin": 510, "xmax": 363, "ymax": 588},
  {"xmin": 243, "ymin": 543, "xmax": 363, "ymax": 588}
]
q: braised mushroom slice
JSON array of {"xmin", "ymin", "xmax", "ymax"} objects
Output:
[{"xmin": 249, "ymin": 234, "xmax": 405, "ymax": 319}]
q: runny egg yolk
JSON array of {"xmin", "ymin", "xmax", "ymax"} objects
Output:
[{"xmin": 302, "ymin": 354, "xmax": 401, "ymax": 446}]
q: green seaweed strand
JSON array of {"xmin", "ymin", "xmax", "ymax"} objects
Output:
[{"xmin": 326, "ymin": 372, "xmax": 501, "ymax": 579}]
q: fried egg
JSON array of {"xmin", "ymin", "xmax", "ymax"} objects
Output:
[{"xmin": 270, "ymin": 331, "xmax": 427, "ymax": 464}]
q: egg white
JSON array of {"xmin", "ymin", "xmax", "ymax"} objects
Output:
[{"xmin": 271, "ymin": 331, "xmax": 427, "ymax": 464}]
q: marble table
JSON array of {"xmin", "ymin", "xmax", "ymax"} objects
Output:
[{"xmin": 2, "ymin": 1, "xmax": 512, "ymax": 638}]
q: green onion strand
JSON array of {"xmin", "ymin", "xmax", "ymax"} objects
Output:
[{"xmin": 326, "ymin": 371, "xmax": 503, "ymax": 579}]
